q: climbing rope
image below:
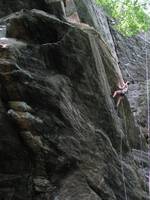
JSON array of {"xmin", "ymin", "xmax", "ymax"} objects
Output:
[
  {"xmin": 120, "ymin": 136, "xmax": 128, "ymax": 200},
  {"xmin": 121, "ymin": 105, "xmax": 129, "ymax": 200},
  {"xmin": 120, "ymin": 31, "xmax": 149, "ymax": 199},
  {"xmin": 144, "ymin": 31, "xmax": 150, "ymax": 195},
  {"xmin": 90, "ymin": 1, "xmax": 128, "ymax": 198},
  {"xmin": 76, "ymin": 0, "xmax": 149, "ymax": 196}
]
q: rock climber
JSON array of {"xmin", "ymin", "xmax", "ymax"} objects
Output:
[{"xmin": 113, "ymin": 81, "xmax": 130, "ymax": 107}]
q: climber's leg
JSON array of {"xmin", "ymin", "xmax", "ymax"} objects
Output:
[
  {"xmin": 113, "ymin": 90, "xmax": 122, "ymax": 98},
  {"xmin": 116, "ymin": 96, "xmax": 123, "ymax": 107}
]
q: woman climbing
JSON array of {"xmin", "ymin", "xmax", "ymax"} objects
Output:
[{"xmin": 113, "ymin": 81, "xmax": 130, "ymax": 107}]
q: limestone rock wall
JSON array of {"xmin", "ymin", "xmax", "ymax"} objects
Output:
[{"xmin": 0, "ymin": 0, "xmax": 148, "ymax": 200}]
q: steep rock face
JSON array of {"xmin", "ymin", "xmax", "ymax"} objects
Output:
[
  {"xmin": 111, "ymin": 29, "xmax": 150, "ymax": 141},
  {"xmin": 0, "ymin": 1, "xmax": 148, "ymax": 200},
  {"xmin": 74, "ymin": 0, "xmax": 118, "ymax": 61},
  {"xmin": 74, "ymin": 0, "xmax": 144, "ymax": 150}
]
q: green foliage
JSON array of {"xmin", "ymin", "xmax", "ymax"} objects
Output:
[{"xmin": 96, "ymin": 0, "xmax": 150, "ymax": 36}]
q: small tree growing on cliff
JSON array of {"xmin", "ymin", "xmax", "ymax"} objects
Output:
[{"xmin": 96, "ymin": 0, "xmax": 150, "ymax": 36}]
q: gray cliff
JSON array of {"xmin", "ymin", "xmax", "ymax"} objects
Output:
[{"xmin": 0, "ymin": 0, "xmax": 148, "ymax": 199}]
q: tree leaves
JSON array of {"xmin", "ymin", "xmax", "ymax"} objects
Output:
[{"xmin": 96, "ymin": 0, "xmax": 150, "ymax": 36}]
